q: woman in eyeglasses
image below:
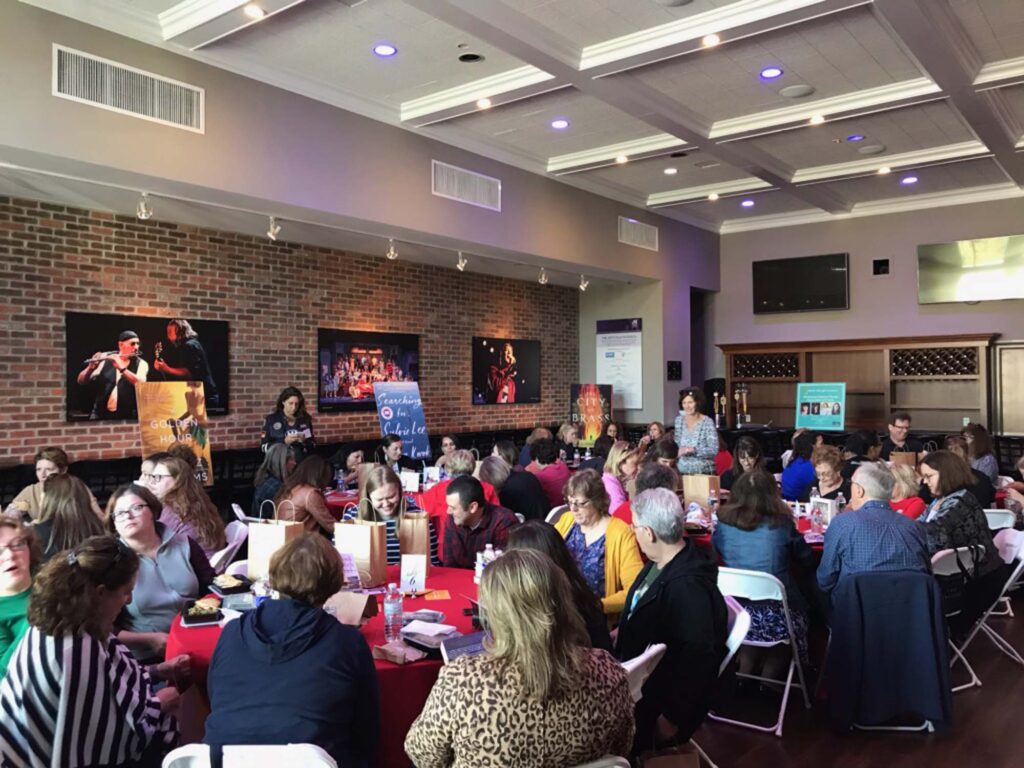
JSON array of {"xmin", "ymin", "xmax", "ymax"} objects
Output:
[
  {"xmin": 143, "ymin": 456, "xmax": 225, "ymax": 559},
  {"xmin": 552, "ymin": 469, "xmax": 644, "ymax": 616},
  {"xmin": 0, "ymin": 519, "xmax": 41, "ymax": 675},
  {"xmin": 107, "ymin": 483, "xmax": 214, "ymax": 663}
]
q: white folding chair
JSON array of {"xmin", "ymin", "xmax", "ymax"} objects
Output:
[
  {"xmin": 571, "ymin": 757, "xmax": 631, "ymax": 768},
  {"xmin": 991, "ymin": 528, "xmax": 1024, "ymax": 616},
  {"xmin": 209, "ymin": 521, "xmax": 249, "ymax": 574},
  {"xmin": 225, "ymin": 559, "xmax": 248, "ymax": 578},
  {"xmin": 514, "ymin": 512, "xmax": 526, "ymax": 524},
  {"xmin": 997, "ymin": 475, "xmax": 1014, "ymax": 489},
  {"xmin": 984, "ymin": 509, "xmax": 1016, "ymax": 531},
  {"xmin": 707, "ymin": 568, "xmax": 810, "ymax": 737},
  {"xmin": 931, "ymin": 546, "xmax": 984, "ymax": 692},
  {"xmin": 968, "ymin": 530, "xmax": 1024, "ymax": 669},
  {"xmin": 162, "ymin": 744, "xmax": 211, "ymax": 768},
  {"xmin": 231, "ymin": 503, "xmax": 248, "ymax": 523},
  {"xmin": 621, "ymin": 643, "xmax": 668, "ymax": 703},
  {"xmin": 222, "ymin": 744, "xmax": 337, "ymax": 767},
  {"xmin": 545, "ymin": 504, "xmax": 568, "ymax": 524}
]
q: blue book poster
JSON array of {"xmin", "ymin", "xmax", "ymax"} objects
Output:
[
  {"xmin": 795, "ymin": 382, "xmax": 846, "ymax": 431},
  {"xmin": 373, "ymin": 382, "xmax": 431, "ymax": 460}
]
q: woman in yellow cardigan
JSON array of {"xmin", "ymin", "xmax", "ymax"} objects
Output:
[{"xmin": 554, "ymin": 469, "xmax": 644, "ymax": 615}]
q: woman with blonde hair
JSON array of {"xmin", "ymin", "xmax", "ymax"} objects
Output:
[
  {"xmin": 405, "ymin": 549, "xmax": 634, "ymax": 768},
  {"xmin": 602, "ymin": 440, "xmax": 641, "ymax": 509},
  {"xmin": 554, "ymin": 422, "xmax": 579, "ymax": 463},
  {"xmin": 889, "ymin": 463, "xmax": 926, "ymax": 519},
  {"xmin": 148, "ymin": 456, "xmax": 225, "ymax": 558},
  {"xmin": 33, "ymin": 474, "xmax": 106, "ymax": 561},
  {"xmin": 343, "ymin": 465, "xmax": 438, "ymax": 565},
  {"xmin": 554, "ymin": 469, "xmax": 644, "ymax": 615}
]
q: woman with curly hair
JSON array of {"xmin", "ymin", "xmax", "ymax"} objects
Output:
[{"xmin": 146, "ymin": 456, "xmax": 225, "ymax": 558}]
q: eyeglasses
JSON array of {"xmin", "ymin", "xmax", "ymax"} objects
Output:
[
  {"xmin": 113, "ymin": 503, "xmax": 149, "ymax": 521},
  {"xmin": 567, "ymin": 498, "xmax": 593, "ymax": 509},
  {"xmin": 142, "ymin": 473, "xmax": 172, "ymax": 482},
  {"xmin": 0, "ymin": 538, "xmax": 28, "ymax": 556}
]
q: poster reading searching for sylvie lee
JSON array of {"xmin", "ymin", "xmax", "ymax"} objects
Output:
[{"xmin": 137, "ymin": 381, "xmax": 214, "ymax": 485}]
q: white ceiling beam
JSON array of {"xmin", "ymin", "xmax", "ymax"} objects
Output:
[
  {"xmin": 974, "ymin": 56, "xmax": 1024, "ymax": 91},
  {"xmin": 873, "ymin": 0, "xmax": 1024, "ymax": 188},
  {"xmin": 547, "ymin": 135, "xmax": 687, "ymax": 174},
  {"xmin": 159, "ymin": 0, "xmax": 309, "ymax": 50},
  {"xmin": 648, "ymin": 178, "xmax": 774, "ymax": 207},
  {"xmin": 792, "ymin": 140, "xmax": 990, "ymax": 183}
]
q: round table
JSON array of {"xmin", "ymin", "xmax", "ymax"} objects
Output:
[{"xmin": 166, "ymin": 565, "xmax": 478, "ymax": 768}]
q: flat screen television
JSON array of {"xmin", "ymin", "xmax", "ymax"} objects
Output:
[
  {"xmin": 752, "ymin": 253, "xmax": 849, "ymax": 315},
  {"xmin": 918, "ymin": 234, "xmax": 1024, "ymax": 304},
  {"xmin": 317, "ymin": 329, "xmax": 419, "ymax": 412},
  {"xmin": 472, "ymin": 337, "xmax": 541, "ymax": 405}
]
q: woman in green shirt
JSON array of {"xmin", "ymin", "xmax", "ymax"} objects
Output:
[{"xmin": 0, "ymin": 519, "xmax": 40, "ymax": 673}]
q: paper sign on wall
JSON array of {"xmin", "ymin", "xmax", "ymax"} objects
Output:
[
  {"xmin": 596, "ymin": 319, "xmax": 642, "ymax": 411},
  {"xmin": 795, "ymin": 382, "xmax": 846, "ymax": 432}
]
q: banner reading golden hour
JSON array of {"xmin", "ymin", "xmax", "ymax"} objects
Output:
[
  {"xmin": 137, "ymin": 381, "xmax": 214, "ymax": 485},
  {"xmin": 571, "ymin": 384, "xmax": 612, "ymax": 448}
]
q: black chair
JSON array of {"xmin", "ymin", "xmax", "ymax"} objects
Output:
[{"xmin": 71, "ymin": 457, "xmax": 142, "ymax": 509}]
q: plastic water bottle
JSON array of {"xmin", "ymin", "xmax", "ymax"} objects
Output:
[
  {"xmin": 335, "ymin": 468, "xmax": 346, "ymax": 490},
  {"xmin": 483, "ymin": 543, "xmax": 496, "ymax": 564},
  {"xmin": 707, "ymin": 490, "xmax": 720, "ymax": 527},
  {"xmin": 809, "ymin": 486, "xmax": 820, "ymax": 503},
  {"xmin": 573, "ymin": 448, "xmax": 581, "ymax": 466},
  {"xmin": 383, "ymin": 583, "xmax": 404, "ymax": 642},
  {"xmin": 836, "ymin": 492, "xmax": 846, "ymax": 512},
  {"xmin": 474, "ymin": 551, "xmax": 485, "ymax": 585},
  {"xmin": 811, "ymin": 507, "xmax": 824, "ymax": 534},
  {"xmin": 585, "ymin": 446, "xmax": 592, "ymax": 461}
]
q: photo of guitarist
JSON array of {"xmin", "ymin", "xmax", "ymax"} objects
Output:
[{"xmin": 152, "ymin": 318, "xmax": 221, "ymax": 408}]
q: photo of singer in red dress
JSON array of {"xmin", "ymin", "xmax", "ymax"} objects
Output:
[{"xmin": 472, "ymin": 337, "xmax": 541, "ymax": 405}]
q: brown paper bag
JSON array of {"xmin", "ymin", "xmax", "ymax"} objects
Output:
[
  {"xmin": 890, "ymin": 451, "xmax": 918, "ymax": 467},
  {"xmin": 247, "ymin": 500, "xmax": 303, "ymax": 580},
  {"xmin": 336, "ymin": 519, "xmax": 388, "ymax": 587},
  {"xmin": 323, "ymin": 590, "xmax": 378, "ymax": 626},
  {"xmin": 681, "ymin": 474, "xmax": 721, "ymax": 507},
  {"xmin": 398, "ymin": 512, "xmax": 432, "ymax": 576}
]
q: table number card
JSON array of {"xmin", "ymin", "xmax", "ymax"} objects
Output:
[
  {"xmin": 400, "ymin": 470, "xmax": 420, "ymax": 493},
  {"xmin": 401, "ymin": 554, "xmax": 427, "ymax": 594}
]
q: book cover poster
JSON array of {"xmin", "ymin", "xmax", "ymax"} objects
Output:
[
  {"xmin": 137, "ymin": 381, "xmax": 214, "ymax": 485},
  {"xmin": 571, "ymin": 384, "xmax": 613, "ymax": 447}
]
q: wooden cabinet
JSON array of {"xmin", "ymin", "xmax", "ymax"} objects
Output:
[{"xmin": 718, "ymin": 335, "xmax": 996, "ymax": 431}]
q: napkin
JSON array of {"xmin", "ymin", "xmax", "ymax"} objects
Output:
[{"xmin": 402, "ymin": 620, "xmax": 458, "ymax": 637}]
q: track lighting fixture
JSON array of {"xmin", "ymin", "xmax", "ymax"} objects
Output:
[
  {"xmin": 456, "ymin": 251, "xmax": 468, "ymax": 271},
  {"xmin": 579, "ymin": 274, "xmax": 589, "ymax": 292},
  {"xmin": 385, "ymin": 238, "xmax": 398, "ymax": 260},
  {"xmin": 266, "ymin": 216, "xmax": 281, "ymax": 241},
  {"xmin": 136, "ymin": 192, "xmax": 153, "ymax": 220},
  {"xmin": 538, "ymin": 267, "xmax": 548, "ymax": 285}
]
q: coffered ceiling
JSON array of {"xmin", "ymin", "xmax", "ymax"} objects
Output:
[{"xmin": 19, "ymin": 0, "xmax": 1024, "ymax": 232}]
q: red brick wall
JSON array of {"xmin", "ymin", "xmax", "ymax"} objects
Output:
[{"xmin": 0, "ymin": 196, "xmax": 579, "ymax": 465}]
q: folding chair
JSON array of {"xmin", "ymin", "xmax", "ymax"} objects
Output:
[
  {"xmin": 571, "ymin": 757, "xmax": 631, "ymax": 768},
  {"xmin": 990, "ymin": 528, "xmax": 1024, "ymax": 616},
  {"xmin": 209, "ymin": 521, "xmax": 249, "ymax": 574},
  {"xmin": 968, "ymin": 530, "xmax": 1024, "ymax": 670},
  {"xmin": 225, "ymin": 559, "xmax": 248, "ymax": 578},
  {"xmin": 162, "ymin": 744, "xmax": 210, "ymax": 768},
  {"xmin": 621, "ymin": 643, "xmax": 667, "ymax": 703},
  {"xmin": 931, "ymin": 546, "xmax": 984, "ymax": 692},
  {"xmin": 984, "ymin": 509, "xmax": 1016, "ymax": 531},
  {"xmin": 545, "ymin": 504, "xmax": 568, "ymax": 524},
  {"xmin": 222, "ymin": 744, "xmax": 337, "ymax": 767},
  {"xmin": 707, "ymin": 568, "xmax": 810, "ymax": 737}
]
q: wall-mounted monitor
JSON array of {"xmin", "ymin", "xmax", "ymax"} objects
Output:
[
  {"xmin": 317, "ymin": 329, "xmax": 419, "ymax": 412},
  {"xmin": 472, "ymin": 337, "xmax": 541, "ymax": 405},
  {"xmin": 918, "ymin": 235, "xmax": 1024, "ymax": 304},
  {"xmin": 752, "ymin": 253, "xmax": 849, "ymax": 315}
]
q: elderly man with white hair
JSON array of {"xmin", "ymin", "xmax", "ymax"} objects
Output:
[
  {"xmin": 615, "ymin": 488, "xmax": 728, "ymax": 755},
  {"xmin": 817, "ymin": 462, "xmax": 931, "ymax": 595}
]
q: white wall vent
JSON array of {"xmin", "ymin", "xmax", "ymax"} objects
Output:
[
  {"xmin": 618, "ymin": 216, "xmax": 659, "ymax": 252},
  {"xmin": 432, "ymin": 160, "xmax": 501, "ymax": 212},
  {"xmin": 52, "ymin": 45, "xmax": 205, "ymax": 133}
]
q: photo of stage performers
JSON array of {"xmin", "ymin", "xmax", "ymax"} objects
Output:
[
  {"xmin": 65, "ymin": 312, "xmax": 230, "ymax": 421},
  {"xmin": 472, "ymin": 337, "xmax": 541, "ymax": 405},
  {"xmin": 317, "ymin": 329, "xmax": 419, "ymax": 412}
]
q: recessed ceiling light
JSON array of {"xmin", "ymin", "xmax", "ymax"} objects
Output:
[
  {"xmin": 846, "ymin": 134, "xmax": 865, "ymax": 142},
  {"xmin": 759, "ymin": 66, "xmax": 783, "ymax": 80},
  {"xmin": 858, "ymin": 144, "xmax": 887, "ymax": 156},
  {"xmin": 878, "ymin": 166, "xmax": 892, "ymax": 175},
  {"xmin": 615, "ymin": 155, "xmax": 628, "ymax": 164},
  {"xmin": 900, "ymin": 175, "xmax": 919, "ymax": 185},
  {"xmin": 708, "ymin": 192, "xmax": 719, "ymax": 201},
  {"xmin": 373, "ymin": 43, "xmax": 397, "ymax": 58},
  {"xmin": 702, "ymin": 33, "xmax": 721, "ymax": 47},
  {"xmin": 663, "ymin": 167, "xmax": 678, "ymax": 175},
  {"xmin": 741, "ymin": 199, "xmax": 755, "ymax": 208},
  {"xmin": 809, "ymin": 114, "xmax": 825, "ymax": 125},
  {"xmin": 476, "ymin": 97, "xmax": 492, "ymax": 109},
  {"xmin": 550, "ymin": 118, "xmax": 570, "ymax": 130},
  {"xmin": 243, "ymin": 4, "xmax": 265, "ymax": 20},
  {"xmin": 779, "ymin": 84, "xmax": 815, "ymax": 99}
]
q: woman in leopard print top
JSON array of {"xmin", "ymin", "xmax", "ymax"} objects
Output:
[{"xmin": 405, "ymin": 549, "xmax": 634, "ymax": 768}]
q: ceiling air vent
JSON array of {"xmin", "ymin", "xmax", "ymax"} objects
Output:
[
  {"xmin": 618, "ymin": 217, "xmax": 659, "ymax": 252},
  {"xmin": 52, "ymin": 44, "xmax": 204, "ymax": 133},
  {"xmin": 431, "ymin": 160, "xmax": 501, "ymax": 212}
]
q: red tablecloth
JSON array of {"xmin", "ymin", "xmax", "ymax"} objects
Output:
[
  {"xmin": 166, "ymin": 565, "xmax": 477, "ymax": 768},
  {"xmin": 324, "ymin": 490, "xmax": 427, "ymax": 520}
]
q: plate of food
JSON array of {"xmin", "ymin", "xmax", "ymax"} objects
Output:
[
  {"xmin": 182, "ymin": 597, "xmax": 224, "ymax": 626},
  {"xmin": 210, "ymin": 573, "xmax": 252, "ymax": 596}
]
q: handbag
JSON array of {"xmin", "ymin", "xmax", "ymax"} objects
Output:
[{"xmin": 247, "ymin": 499, "xmax": 303, "ymax": 580}]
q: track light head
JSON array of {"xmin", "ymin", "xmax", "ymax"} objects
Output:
[
  {"xmin": 385, "ymin": 238, "xmax": 398, "ymax": 261},
  {"xmin": 456, "ymin": 251, "xmax": 468, "ymax": 272},
  {"xmin": 266, "ymin": 215, "xmax": 281, "ymax": 241},
  {"xmin": 538, "ymin": 267, "xmax": 548, "ymax": 285},
  {"xmin": 136, "ymin": 192, "xmax": 153, "ymax": 220},
  {"xmin": 579, "ymin": 274, "xmax": 589, "ymax": 292}
]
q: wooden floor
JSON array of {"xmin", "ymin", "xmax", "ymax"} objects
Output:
[{"xmin": 690, "ymin": 593, "xmax": 1024, "ymax": 768}]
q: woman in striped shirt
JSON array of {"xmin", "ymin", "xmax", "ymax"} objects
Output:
[
  {"xmin": 0, "ymin": 536, "xmax": 180, "ymax": 768},
  {"xmin": 343, "ymin": 466, "xmax": 439, "ymax": 565}
]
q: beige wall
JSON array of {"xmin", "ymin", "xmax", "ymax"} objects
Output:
[{"xmin": 708, "ymin": 196, "xmax": 1024, "ymax": 377}]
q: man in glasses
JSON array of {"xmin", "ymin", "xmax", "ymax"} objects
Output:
[
  {"xmin": 77, "ymin": 330, "xmax": 149, "ymax": 420},
  {"xmin": 880, "ymin": 411, "xmax": 923, "ymax": 461}
]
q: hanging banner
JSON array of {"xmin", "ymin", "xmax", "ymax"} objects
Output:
[
  {"xmin": 373, "ymin": 382, "xmax": 431, "ymax": 460},
  {"xmin": 596, "ymin": 318, "xmax": 642, "ymax": 411},
  {"xmin": 571, "ymin": 384, "xmax": 613, "ymax": 447},
  {"xmin": 794, "ymin": 382, "xmax": 847, "ymax": 432},
  {"xmin": 136, "ymin": 381, "xmax": 213, "ymax": 485}
]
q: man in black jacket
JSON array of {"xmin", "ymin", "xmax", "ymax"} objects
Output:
[{"xmin": 616, "ymin": 488, "xmax": 728, "ymax": 754}]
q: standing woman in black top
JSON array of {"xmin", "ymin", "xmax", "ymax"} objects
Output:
[{"xmin": 260, "ymin": 386, "xmax": 315, "ymax": 462}]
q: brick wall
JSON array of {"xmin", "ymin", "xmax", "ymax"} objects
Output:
[{"xmin": 0, "ymin": 195, "xmax": 579, "ymax": 465}]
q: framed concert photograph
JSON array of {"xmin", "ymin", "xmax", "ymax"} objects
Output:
[
  {"xmin": 471, "ymin": 337, "xmax": 541, "ymax": 405},
  {"xmin": 65, "ymin": 312, "xmax": 230, "ymax": 422},
  {"xmin": 317, "ymin": 328, "xmax": 420, "ymax": 412}
]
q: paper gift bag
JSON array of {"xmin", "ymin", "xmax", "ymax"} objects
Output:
[
  {"xmin": 336, "ymin": 519, "xmax": 388, "ymax": 587},
  {"xmin": 248, "ymin": 500, "xmax": 303, "ymax": 580},
  {"xmin": 890, "ymin": 451, "xmax": 918, "ymax": 467},
  {"xmin": 681, "ymin": 474, "xmax": 721, "ymax": 507},
  {"xmin": 398, "ymin": 512, "xmax": 432, "ymax": 576}
]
